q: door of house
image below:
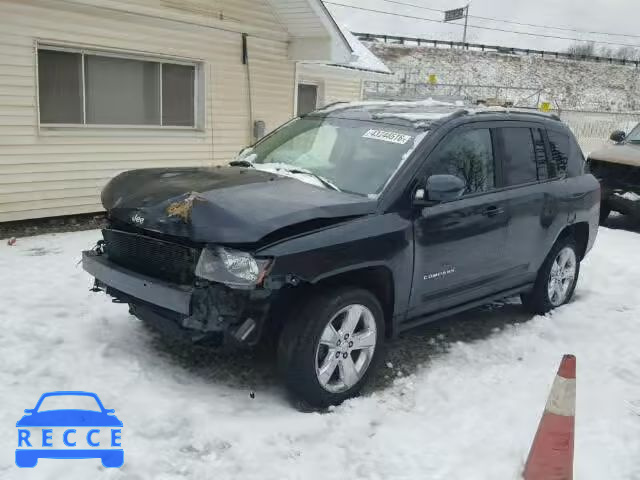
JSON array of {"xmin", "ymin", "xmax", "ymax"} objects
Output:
[{"xmin": 297, "ymin": 84, "xmax": 318, "ymax": 115}]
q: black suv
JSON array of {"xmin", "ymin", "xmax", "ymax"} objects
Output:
[{"xmin": 83, "ymin": 102, "xmax": 600, "ymax": 407}]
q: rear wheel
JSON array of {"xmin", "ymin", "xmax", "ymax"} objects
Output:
[
  {"xmin": 521, "ymin": 236, "xmax": 580, "ymax": 315},
  {"xmin": 277, "ymin": 287, "xmax": 385, "ymax": 408}
]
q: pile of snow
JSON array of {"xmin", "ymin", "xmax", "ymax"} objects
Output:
[{"xmin": 1, "ymin": 228, "xmax": 639, "ymax": 478}]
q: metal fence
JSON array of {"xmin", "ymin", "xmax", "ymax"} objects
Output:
[
  {"xmin": 363, "ymin": 84, "xmax": 640, "ymax": 154},
  {"xmin": 559, "ymin": 110, "xmax": 640, "ymax": 154}
]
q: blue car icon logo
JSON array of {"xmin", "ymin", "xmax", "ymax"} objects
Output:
[{"xmin": 16, "ymin": 391, "xmax": 123, "ymax": 468}]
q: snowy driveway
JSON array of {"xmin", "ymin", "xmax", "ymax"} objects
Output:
[{"xmin": 1, "ymin": 225, "xmax": 639, "ymax": 479}]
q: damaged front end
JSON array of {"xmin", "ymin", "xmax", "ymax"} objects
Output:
[{"xmin": 82, "ymin": 227, "xmax": 275, "ymax": 348}]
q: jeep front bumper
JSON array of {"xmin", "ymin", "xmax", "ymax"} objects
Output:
[{"xmin": 82, "ymin": 250, "xmax": 272, "ymax": 346}]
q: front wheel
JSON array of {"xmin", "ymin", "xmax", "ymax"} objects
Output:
[
  {"xmin": 277, "ymin": 287, "xmax": 385, "ymax": 408},
  {"xmin": 521, "ymin": 236, "xmax": 580, "ymax": 315}
]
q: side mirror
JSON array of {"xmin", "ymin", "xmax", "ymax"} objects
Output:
[
  {"xmin": 415, "ymin": 174, "xmax": 465, "ymax": 204},
  {"xmin": 24, "ymin": 409, "xmax": 34, "ymax": 414},
  {"xmin": 610, "ymin": 130, "xmax": 626, "ymax": 143}
]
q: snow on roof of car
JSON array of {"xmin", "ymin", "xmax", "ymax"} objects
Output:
[
  {"xmin": 312, "ymin": 98, "xmax": 465, "ymax": 126},
  {"xmin": 312, "ymin": 99, "xmax": 561, "ymax": 127}
]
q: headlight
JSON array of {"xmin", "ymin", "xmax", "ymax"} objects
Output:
[{"xmin": 195, "ymin": 246, "xmax": 272, "ymax": 287}]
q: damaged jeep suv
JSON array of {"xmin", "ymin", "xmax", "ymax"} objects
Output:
[
  {"xmin": 588, "ymin": 123, "xmax": 640, "ymax": 223},
  {"xmin": 83, "ymin": 102, "xmax": 600, "ymax": 407}
]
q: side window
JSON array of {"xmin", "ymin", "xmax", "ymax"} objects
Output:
[
  {"xmin": 427, "ymin": 128, "xmax": 495, "ymax": 194},
  {"xmin": 532, "ymin": 129, "xmax": 549, "ymax": 180},
  {"xmin": 547, "ymin": 130, "xmax": 570, "ymax": 178},
  {"xmin": 501, "ymin": 127, "xmax": 537, "ymax": 186}
]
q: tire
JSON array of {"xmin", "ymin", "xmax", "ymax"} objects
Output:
[
  {"xmin": 521, "ymin": 236, "xmax": 580, "ymax": 315},
  {"xmin": 277, "ymin": 287, "xmax": 386, "ymax": 408},
  {"xmin": 599, "ymin": 202, "xmax": 611, "ymax": 224}
]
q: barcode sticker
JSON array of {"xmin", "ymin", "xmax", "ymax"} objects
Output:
[{"xmin": 362, "ymin": 129, "xmax": 412, "ymax": 145}]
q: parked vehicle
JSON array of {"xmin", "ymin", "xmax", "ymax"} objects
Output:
[
  {"xmin": 82, "ymin": 102, "xmax": 600, "ymax": 407},
  {"xmin": 587, "ymin": 124, "xmax": 640, "ymax": 223}
]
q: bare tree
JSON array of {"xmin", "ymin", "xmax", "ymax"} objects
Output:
[{"xmin": 566, "ymin": 41, "xmax": 596, "ymax": 57}]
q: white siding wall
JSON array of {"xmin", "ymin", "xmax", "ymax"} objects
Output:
[
  {"xmin": 298, "ymin": 65, "xmax": 363, "ymax": 111},
  {"xmin": 0, "ymin": 0, "xmax": 295, "ymax": 222}
]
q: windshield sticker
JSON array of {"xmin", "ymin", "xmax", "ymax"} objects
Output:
[{"xmin": 363, "ymin": 129, "xmax": 412, "ymax": 145}]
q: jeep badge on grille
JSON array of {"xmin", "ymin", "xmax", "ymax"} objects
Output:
[{"xmin": 131, "ymin": 213, "xmax": 145, "ymax": 225}]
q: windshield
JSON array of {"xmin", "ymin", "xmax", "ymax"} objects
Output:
[
  {"xmin": 627, "ymin": 123, "xmax": 640, "ymax": 143},
  {"xmin": 37, "ymin": 395, "xmax": 102, "ymax": 412},
  {"xmin": 239, "ymin": 117, "xmax": 425, "ymax": 196}
]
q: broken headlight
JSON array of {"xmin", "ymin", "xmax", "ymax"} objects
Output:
[{"xmin": 195, "ymin": 247, "xmax": 272, "ymax": 287}]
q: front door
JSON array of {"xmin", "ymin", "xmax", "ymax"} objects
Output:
[
  {"xmin": 409, "ymin": 126, "xmax": 511, "ymax": 317},
  {"xmin": 297, "ymin": 84, "xmax": 318, "ymax": 116}
]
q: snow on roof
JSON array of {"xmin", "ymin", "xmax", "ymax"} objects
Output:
[
  {"xmin": 336, "ymin": 27, "xmax": 392, "ymax": 75},
  {"xmin": 301, "ymin": 25, "xmax": 391, "ymax": 75}
]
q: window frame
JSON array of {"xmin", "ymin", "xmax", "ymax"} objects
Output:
[{"xmin": 35, "ymin": 41, "xmax": 205, "ymax": 131}]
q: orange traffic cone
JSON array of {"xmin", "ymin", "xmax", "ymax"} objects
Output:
[{"xmin": 523, "ymin": 354, "xmax": 576, "ymax": 480}]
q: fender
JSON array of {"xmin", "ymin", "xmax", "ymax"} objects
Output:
[{"xmin": 258, "ymin": 213, "xmax": 414, "ymax": 318}]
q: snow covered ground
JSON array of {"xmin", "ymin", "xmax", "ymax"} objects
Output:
[{"xmin": 1, "ymin": 224, "xmax": 639, "ymax": 479}]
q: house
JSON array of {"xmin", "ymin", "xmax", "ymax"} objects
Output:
[{"xmin": 0, "ymin": 0, "xmax": 390, "ymax": 223}]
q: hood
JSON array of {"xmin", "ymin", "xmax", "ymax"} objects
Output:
[
  {"xmin": 589, "ymin": 142, "xmax": 640, "ymax": 167},
  {"xmin": 102, "ymin": 167, "xmax": 376, "ymax": 244}
]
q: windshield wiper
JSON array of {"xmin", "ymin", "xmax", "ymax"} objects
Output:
[{"xmin": 284, "ymin": 168, "xmax": 341, "ymax": 192}]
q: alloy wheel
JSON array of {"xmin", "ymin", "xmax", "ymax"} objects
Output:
[
  {"xmin": 547, "ymin": 246, "xmax": 577, "ymax": 307},
  {"xmin": 314, "ymin": 304, "xmax": 377, "ymax": 393}
]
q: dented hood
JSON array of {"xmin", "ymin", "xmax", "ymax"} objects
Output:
[
  {"xmin": 102, "ymin": 167, "xmax": 376, "ymax": 244},
  {"xmin": 589, "ymin": 142, "xmax": 640, "ymax": 167}
]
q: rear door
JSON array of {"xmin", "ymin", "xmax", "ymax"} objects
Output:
[
  {"xmin": 409, "ymin": 124, "xmax": 512, "ymax": 317},
  {"xmin": 496, "ymin": 124, "xmax": 562, "ymax": 279}
]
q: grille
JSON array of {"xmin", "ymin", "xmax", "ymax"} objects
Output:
[{"xmin": 103, "ymin": 229, "xmax": 199, "ymax": 284}]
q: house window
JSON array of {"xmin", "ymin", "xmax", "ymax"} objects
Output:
[{"xmin": 38, "ymin": 48, "xmax": 199, "ymax": 127}]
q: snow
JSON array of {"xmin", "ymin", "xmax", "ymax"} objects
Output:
[
  {"xmin": 615, "ymin": 191, "xmax": 640, "ymax": 202},
  {"xmin": 251, "ymin": 163, "xmax": 328, "ymax": 189},
  {"xmin": 316, "ymin": 97, "xmax": 457, "ymax": 114},
  {"xmin": 1, "ymin": 227, "xmax": 640, "ymax": 479},
  {"xmin": 364, "ymin": 42, "xmax": 640, "ymax": 112},
  {"xmin": 338, "ymin": 26, "xmax": 391, "ymax": 75}
]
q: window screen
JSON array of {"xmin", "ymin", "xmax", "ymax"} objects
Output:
[
  {"xmin": 501, "ymin": 128, "xmax": 537, "ymax": 186},
  {"xmin": 38, "ymin": 48, "xmax": 198, "ymax": 127},
  {"xmin": 547, "ymin": 131, "xmax": 570, "ymax": 177},
  {"xmin": 38, "ymin": 50, "xmax": 83, "ymax": 124},
  {"xmin": 428, "ymin": 128, "xmax": 495, "ymax": 194}
]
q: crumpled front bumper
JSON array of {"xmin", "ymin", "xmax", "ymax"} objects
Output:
[{"xmin": 82, "ymin": 250, "xmax": 272, "ymax": 346}]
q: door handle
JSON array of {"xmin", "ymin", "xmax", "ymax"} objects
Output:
[{"xmin": 482, "ymin": 206, "xmax": 504, "ymax": 217}]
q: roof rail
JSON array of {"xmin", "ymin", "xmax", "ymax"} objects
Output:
[{"xmin": 470, "ymin": 107, "xmax": 561, "ymax": 121}]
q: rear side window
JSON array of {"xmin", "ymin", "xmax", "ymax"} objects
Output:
[
  {"xmin": 500, "ymin": 127, "xmax": 537, "ymax": 186},
  {"xmin": 547, "ymin": 131, "xmax": 570, "ymax": 178},
  {"xmin": 427, "ymin": 128, "xmax": 495, "ymax": 194}
]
